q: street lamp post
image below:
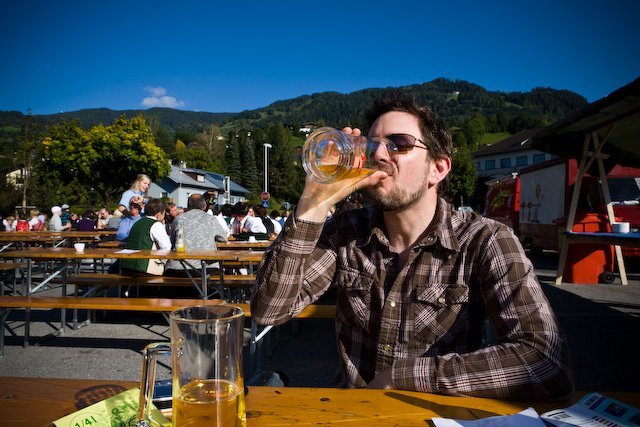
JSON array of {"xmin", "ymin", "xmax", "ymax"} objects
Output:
[{"xmin": 263, "ymin": 143, "xmax": 272, "ymax": 193}]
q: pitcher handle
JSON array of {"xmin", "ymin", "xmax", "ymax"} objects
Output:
[{"xmin": 137, "ymin": 342, "xmax": 171, "ymax": 427}]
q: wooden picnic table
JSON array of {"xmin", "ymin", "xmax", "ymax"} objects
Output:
[
  {"xmin": 2, "ymin": 376, "xmax": 639, "ymax": 426},
  {"xmin": 0, "ymin": 247, "xmax": 261, "ymax": 297},
  {"xmin": 0, "ymin": 230, "xmax": 118, "ymax": 253},
  {"xmin": 1, "ymin": 230, "xmax": 116, "ymax": 237},
  {"xmin": 218, "ymin": 240, "xmax": 273, "ymax": 250}
]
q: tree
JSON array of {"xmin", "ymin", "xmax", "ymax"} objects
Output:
[
  {"xmin": 185, "ymin": 147, "xmax": 215, "ymax": 171},
  {"xmin": 193, "ymin": 123, "xmax": 226, "ymax": 173},
  {"xmin": 240, "ymin": 132, "xmax": 260, "ymax": 196},
  {"xmin": 461, "ymin": 114, "xmax": 486, "ymax": 150},
  {"xmin": 42, "ymin": 115, "xmax": 170, "ymax": 207},
  {"xmin": 13, "ymin": 112, "xmax": 46, "ymax": 215},
  {"xmin": 447, "ymin": 145, "xmax": 477, "ymax": 206},
  {"xmin": 265, "ymin": 123, "xmax": 304, "ymax": 201},
  {"xmin": 225, "ymin": 131, "xmax": 242, "ymax": 187},
  {"xmin": 173, "ymin": 139, "xmax": 187, "ymax": 163}
]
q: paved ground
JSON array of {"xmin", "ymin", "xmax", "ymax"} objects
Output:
[{"xmin": 1, "ymin": 252, "xmax": 639, "ymax": 393}]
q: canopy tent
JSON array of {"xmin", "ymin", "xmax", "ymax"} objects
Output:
[
  {"xmin": 532, "ymin": 76, "xmax": 640, "ymax": 168},
  {"xmin": 532, "ymin": 76, "xmax": 640, "ymax": 285}
]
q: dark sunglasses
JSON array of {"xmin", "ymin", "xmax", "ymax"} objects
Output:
[{"xmin": 369, "ymin": 133, "xmax": 428, "ymax": 153}]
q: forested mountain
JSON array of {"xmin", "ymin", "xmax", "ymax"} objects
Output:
[
  {"xmin": 0, "ymin": 77, "xmax": 588, "ymax": 213},
  {"xmin": 0, "ymin": 107, "xmax": 234, "ymax": 130},
  {"xmin": 1, "ymin": 77, "xmax": 587, "ymax": 143},
  {"xmin": 229, "ymin": 78, "xmax": 587, "ymax": 131}
]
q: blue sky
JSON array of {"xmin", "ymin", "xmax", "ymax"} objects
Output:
[{"xmin": 1, "ymin": 0, "xmax": 638, "ymax": 115}]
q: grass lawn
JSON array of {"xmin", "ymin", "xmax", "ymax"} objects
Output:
[{"xmin": 481, "ymin": 132, "xmax": 511, "ymax": 145}]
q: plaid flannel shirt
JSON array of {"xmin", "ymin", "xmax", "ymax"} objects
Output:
[{"xmin": 250, "ymin": 197, "xmax": 573, "ymax": 400}]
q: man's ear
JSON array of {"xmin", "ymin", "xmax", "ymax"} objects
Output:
[{"xmin": 428, "ymin": 156, "xmax": 451, "ymax": 186}]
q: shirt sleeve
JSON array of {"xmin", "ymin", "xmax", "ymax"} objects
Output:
[
  {"xmin": 49, "ymin": 216, "xmax": 64, "ymax": 231},
  {"xmin": 115, "ymin": 219, "xmax": 129, "ymax": 241},
  {"xmin": 118, "ymin": 190, "xmax": 133, "ymax": 207},
  {"xmin": 150, "ymin": 221, "xmax": 172, "ymax": 250},
  {"xmin": 211, "ymin": 216, "xmax": 228, "ymax": 241},
  {"xmin": 391, "ymin": 226, "xmax": 573, "ymax": 400},
  {"xmin": 250, "ymin": 214, "xmax": 335, "ymax": 323}
]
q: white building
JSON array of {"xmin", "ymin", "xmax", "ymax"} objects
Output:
[
  {"xmin": 473, "ymin": 128, "xmax": 557, "ymax": 180},
  {"xmin": 148, "ymin": 163, "xmax": 250, "ymax": 208}
]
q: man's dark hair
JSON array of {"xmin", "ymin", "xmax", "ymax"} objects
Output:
[
  {"xmin": 365, "ymin": 91, "xmax": 453, "ymax": 161},
  {"xmin": 232, "ymin": 202, "xmax": 248, "ymax": 217},
  {"xmin": 221, "ymin": 204, "xmax": 234, "ymax": 217},
  {"xmin": 253, "ymin": 205, "xmax": 267, "ymax": 217},
  {"xmin": 129, "ymin": 201, "xmax": 143, "ymax": 212},
  {"xmin": 187, "ymin": 193, "xmax": 207, "ymax": 211},
  {"xmin": 145, "ymin": 198, "xmax": 166, "ymax": 216}
]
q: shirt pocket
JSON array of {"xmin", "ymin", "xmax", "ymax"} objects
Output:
[
  {"xmin": 413, "ymin": 283, "xmax": 469, "ymax": 345},
  {"xmin": 334, "ymin": 267, "xmax": 375, "ymax": 329}
]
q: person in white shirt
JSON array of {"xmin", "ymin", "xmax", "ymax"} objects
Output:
[
  {"xmin": 269, "ymin": 209, "xmax": 283, "ymax": 234},
  {"xmin": 3, "ymin": 215, "xmax": 16, "ymax": 231},
  {"xmin": 48, "ymin": 206, "xmax": 71, "ymax": 231},
  {"xmin": 244, "ymin": 205, "xmax": 267, "ymax": 234}
]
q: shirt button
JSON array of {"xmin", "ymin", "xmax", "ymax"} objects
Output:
[
  {"xmin": 389, "ymin": 300, "xmax": 396, "ymax": 308},
  {"xmin": 383, "ymin": 344, "xmax": 392, "ymax": 351},
  {"xmin": 437, "ymin": 296, "xmax": 446, "ymax": 306}
]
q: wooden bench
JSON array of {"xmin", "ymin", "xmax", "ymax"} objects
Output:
[
  {"xmin": 59, "ymin": 272, "xmax": 257, "ymax": 300},
  {"xmin": 0, "ymin": 296, "xmax": 336, "ymax": 317},
  {"xmin": 97, "ymin": 240, "xmax": 125, "ymax": 248},
  {"xmin": 0, "ymin": 295, "xmax": 336, "ymax": 373},
  {"xmin": 65, "ymin": 273, "xmax": 257, "ymax": 285},
  {"xmin": 0, "ymin": 262, "xmax": 28, "ymax": 272}
]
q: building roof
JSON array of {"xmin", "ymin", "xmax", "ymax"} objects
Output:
[
  {"xmin": 164, "ymin": 165, "xmax": 249, "ymax": 195},
  {"xmin": 473, "ymin": 128, "xmax": 542, "ymax": 158},
  {"xmin": 533, "ymin": 76, "xmax": 640, "ymax": 167}
]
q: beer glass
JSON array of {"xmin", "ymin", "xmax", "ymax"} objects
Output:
[
  {"xmin": 137, "ymin": 305, "xmax": 246, "ymax": 427},
  {"xmin": 302, "ymin": 127, "xmax": 379, "ymax": 183}
]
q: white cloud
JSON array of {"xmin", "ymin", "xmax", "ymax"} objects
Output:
[{"xmin": 141, "ymin": 86, "xmax": 186, "ymax": 108}]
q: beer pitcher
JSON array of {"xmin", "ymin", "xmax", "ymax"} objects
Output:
[{"xmin": 137, "ymin": 305, "xmax": 246, "ymax": 427}]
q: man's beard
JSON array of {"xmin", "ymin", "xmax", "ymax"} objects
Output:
[{"xmin": 365, "ymin": 172, "xmax": 429, "ymax": 212}]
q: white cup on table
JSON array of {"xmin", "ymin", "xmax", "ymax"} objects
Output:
[
  {"xmin": 248, "ymin": 236, "xmax": 257, "ymax": 243},
  {"xmin": 612, "ymin": 222, "xmax": 630, "ymax": 233},
  {"xmin": 74, "ymin": 242, "xmax": 85, "ymax": 252}
]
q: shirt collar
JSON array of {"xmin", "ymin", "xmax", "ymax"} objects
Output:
[{"xmin": 359, "ymin": 198, "xmax": 461, "ymax": 253}]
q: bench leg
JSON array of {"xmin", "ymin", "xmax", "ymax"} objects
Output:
[
  {"xmin": 24, "ymin": 308, "xmax": 30, "ymax": 348},
  {"xmin": 0, "ymin": 308, "xmax": 10, "ymax": 358},
  {"xmin": 59, "ymin": 308, "xmax": 66, "ymax": 335}
]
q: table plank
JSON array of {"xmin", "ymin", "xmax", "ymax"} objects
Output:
[
  {"xmin": 0, "ymin": 247, "xmax": 260, "ymax": 261},
  {"xmin": 218, "ymin": 241, "xmax": 273, "ymax": 250},
  {"xmin": 2, "ymin": 377, "xmax": 639, "ymax": 426}
]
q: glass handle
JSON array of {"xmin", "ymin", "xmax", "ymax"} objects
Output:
[{"xmin": 137, "ymin": 342, "xmax": 171, "ymax": 427}]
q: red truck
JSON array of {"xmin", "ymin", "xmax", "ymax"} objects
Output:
[{"xmin": 484, "ymin": 158, "xmax": 640, "ymax": 255}]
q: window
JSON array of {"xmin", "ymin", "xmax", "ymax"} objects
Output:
[
  {"xmin": 475, "ymin": 161, "xmax": 481, "ymax": 170},
  {"xmin": 533, "ymin": 154, "xmax": 546, "ymax": 164},
  {"xmin": 500, "ymin": 158, "xmax": 511, "ymax": 168},
  {"xmin": 516, "ymin": 156, "xmax": 528, "ymax": 167},
  {"xmin": 484, "ymin": 160, "xmax": 496, "ymax": 170}
]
